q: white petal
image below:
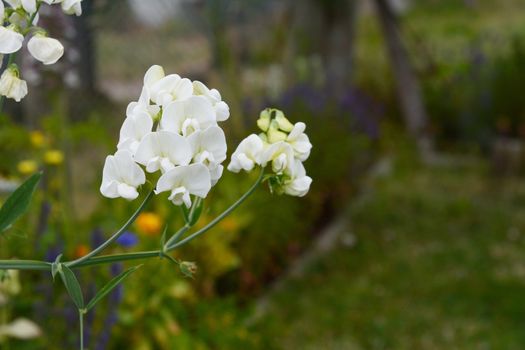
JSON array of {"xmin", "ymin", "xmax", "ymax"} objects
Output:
[
  {"xmin": 0, "ymin": 27, "xmax": 24, "ymax": 54},
  {"xmin": 160, "ymin": 96, "xmax": 216, "ymax": 136},
  {"xmin": 0, "ymin": 318, "xmax": 41, "ymax": 339},
  {"xmin": 135, "ymin": 131, "xmax": 192, "ymax": 172},
  {"xmin": 287, "ymin": 122, "xmax": 306, "ymax": 141},
  {"xmin": 227, "ymin": 134, "xmax": 264, "ymax": 173},
  {"xmin": 215, "ymin": 101, "xmax": 230, "ymax": 121},
  {"xmin": 21, "ymin": 0, "xmax": 36, "ymax": 13},
  {"xmin": 118, "ymin": 111, "xmax": 153, "ymax": 155},
  {"xmin": 27, "ymin": 35, "xmax": 64, "ymax": 65},
  {"xmin": 144, "ymin": 64, "xmax": 165, "ymax": 88},
  {"xmin": 156, "ymin": 164, "xmax": 211, "ymax": 200},
  {"xmin": 117, "ymin": 183, "xmax": 139, "ymax": 200}
]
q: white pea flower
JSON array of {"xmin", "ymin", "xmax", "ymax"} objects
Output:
[
  {"xmin": 27, "ymin": 34, "xmax": 64, "ymax": 65},
  {"xmin": 261, "ymin": 141, "xmax": 295, "ymax": 175},
  {"xmin": 100, "ymin": 150, "xmax": 145, "ymax": 200},
  {"xmin": 0, "ymin": 26, "xmax": 24, "ymax": 54},
  {"xmin": 117, "ymin": 111, "xmax": 153, "ymax": 156},
  {"xmin": 61, "ymin": 0, "xmax": 82, "ymax": 16},
  {"xmin": 281, "ymin": 160, "xmax": 312, "ymax": 197},
  {"xmin": 188, "ymin": 126, "xmax": 227, "ymax": 185},
  {"xmin": 156, "ymin": 163, "xmax": 212, "ymax": 208},
  {"xmin": 149, "ymin": 73, "xmax": 193, "ymax": 107},
  {"xmin": 134, "ymin": 131, "xmax": 193, "ymax": 173},
  {"xmin": 160, "ymin": 96, "xmax": 216, "ymax": 136},
  {"xmin": 286, "ymin": 122, "xmax": 312, "ymax": 161},
  {"xmin": 143, "ymin": 64, "xmax": 165, "ymax": 89},
  {"xmin": 0, "ymin": 318, "xmax": 41, "ymax": 340},
  {"xmin": 126, "ymin": 86, "xmax": 160, "ymax": 120},
  {"xmin": 227, "ymin": 134, "xmax": 264, "ymax": 173},
  {"xmin": 192, "ymin": 80, "xmax": 230, "ymax": 121},
  {"xmin": 0, "ymin": 67, "xmax": 28, "ymax": 102}
]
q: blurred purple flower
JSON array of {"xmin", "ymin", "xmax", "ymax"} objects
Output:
[{"xmin": 116, "ymin": 231, "xmax": 139, "ymax": 248}]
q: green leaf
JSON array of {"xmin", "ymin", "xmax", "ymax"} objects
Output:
[
  {"xmin": 188, "ymin": 198, "xmax": 203, "ymax": 226},
  {"xmin": 180, "ymin": 205, "xmax": 190, "ymax": 224},
  {"xmin": 85, "ymin": 265, "xmax": 142, "ymax": 312},
  {"xmin": 0, "ymin": 172, "xmax": 42, "ymax": 234},
  {"xmin": 59, "ymin": 264, "xmax": 84, "ymax": 309}
]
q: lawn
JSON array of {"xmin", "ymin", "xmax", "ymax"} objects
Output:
[{"xmin": 251, "ymin": 156, "xmax": 525, "ymax": 349}]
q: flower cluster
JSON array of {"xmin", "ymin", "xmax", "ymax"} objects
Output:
[
  {"xmin": 228, "ymin": 108, "xmax": 312, "ymax": 197},
  {"xmin": 100, "ymin": 65, "xmax": 230, "ymax": 208},
  {"xmin": 0, "ymin": 0, "xmax": 82, "ymax": 101}
]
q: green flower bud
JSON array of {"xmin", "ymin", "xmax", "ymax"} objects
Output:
[
  {"xmin": 257, "ymin": 109, "xmax": 271, "ymax": 132},
  {"xmin": 274, "ymin": 110, "xmax": 294, "ymax": 132},
  {"xmin": 179, "ymin": 261, "xmax": 197, "ymax": 279},
  {"xmin": 268, "ymin": 120, "xmax": 288, "ymax": 143}
]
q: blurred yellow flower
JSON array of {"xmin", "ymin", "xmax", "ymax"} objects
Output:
[
  {"xmin": 74, "ymin": 245, "xmax": 90, "ymax": 258},
  {"xmin": 17, "ymin": 160, "xmax": 38, "ymax": 175},
  {"xmin": 135, "ymin": 212, "xmax": 163, "ymax": 236},
  {"xmin": 29, "ymin": 131, "xmax": 46, "ymax": 148},
  {"xmin": 44, "ymin": 150, "xmax": 64, "ymax": 165}
]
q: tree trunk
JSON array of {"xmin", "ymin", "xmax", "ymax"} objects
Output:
[{"xmin": 374, "ymin": 0, "xmax": 432, "ymax": 153}]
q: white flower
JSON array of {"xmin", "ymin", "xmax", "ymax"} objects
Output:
[
  {"xmin": 126, "ymin": 87, "xmax": 160, "ymax": 120},
  {"xmin": 27, "ymin": 35, "xmax": 64, "ymax": 65},
  {"xmin": 117, "ymin": 111, "xmax": 153, "ymax": 156},
  {"xmin": 0, "ymin": 26, "xmax": 24, "ymax": 54},
  {"xmin": 0, "ymin": 318, "xmax": 41, "ymax": 340},
  {"xmin": 160, "ymin": 96, "xmax": 216, "ymax": 136},
  {"xmin": 134, "ymin": 131, "xmax": 192, "ymax": 173},
  {"xmin": 261, "ymin": 141, "xmax": 295, "ymax": 175},
  {"xmin": 156, "ymin": 163, "xmax": 211, "ymax": 208},
  {"xmin": 100, "ymin": 150, "xmax": 145, "ymax": 200},
  {"xmin": 193, "ymin": 80, "xmax": 230, "ymax": 121},
  {"xmin": 61, "ymin": 0, "xmax": 82, "ymax": 16},
  {"xmin": 0, "ymin": 68, "xmax": 27, "ymax": 102},
  {"xmin": 144, "ymin": 64, "xmax": 165, "ymax": 89},
  {"xmin": 282, "ymin": 160, "xmax": 312, "ymax": 197},
  {"xmin": 21, "ymin": 0, "xmax": 37, "ymax": 13},
  {"xmin": 286, "ymin": 122, "xmax": 312, "ymax": 161},
  {"xmin": 149, "ymin": 73, "xmax": 193, "ymax": 107},
  {"xmin": 188, "ymin": 126, "xmax": 227, "ymax": 185},
  {"xmin": 227, "ymin": 134, "xmax": 264, "ymax": 173}
]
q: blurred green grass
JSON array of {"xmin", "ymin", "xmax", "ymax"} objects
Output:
[{"xmin": 251, "ymin": 156, "xmax": 525, "ymax": 349}]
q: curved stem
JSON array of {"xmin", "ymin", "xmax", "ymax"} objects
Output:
[
  {"xmin": 71, "ymin": 251, "xmax": 161, "ymax": 268},
  {"xmin": 66, "ymin": 190, "xmax": 154, "ymax": 268},
  {"xmin": 167, "ymin": 169, "xmax": 264, "ymax": 251}
]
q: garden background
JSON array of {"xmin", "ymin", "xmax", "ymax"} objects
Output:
[{"xmin": 2, "ymin": 0, "xmax": 525, "ymax": 348}]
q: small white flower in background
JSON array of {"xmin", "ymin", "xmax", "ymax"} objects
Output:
[
  {"xmin": 0, "ymin": 318, "xmax": 42, "ymax": 340},
  {"xmin": 100, "ymin": 150, "xmax": 145, "ymax": 200},
  {"xmin": 27, "ymin": 34, "xmax": 64, "ymax": 65},
  {"xmin": 156, "ymin": 164, "xmax": 211, "ymax": 208},
  {"xmin": 0, "ymin": 270, "xmax": 21, "ymax": 295},
  {"xmin": 0, "ymin": 66, "xmax": 28, "ymax": 102},
  {"xmin": 160, "ymin": 96, "xmax": 216, "ymax": 136},
  {"xmin": 227, "ymin": 134, "xmax": 265, "ymax": 173},
  {"xmin": 101, "ymin": 65, "xmax": 231, "ymax": 207},
  {"xmin": 134, "ymin": 131, "xmax": 193, "ymax": 173},
  {"xmin": 0, "ymin": 26, "xmax": 24, "ymax": 54},
  {"xmin": 228, "ymin": 108, "xmax": 313, "ymax": 197}
]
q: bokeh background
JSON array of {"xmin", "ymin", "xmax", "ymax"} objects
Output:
[{"xmin": 2, "ymin": 0, "xmax": 525, "ymax": 348}]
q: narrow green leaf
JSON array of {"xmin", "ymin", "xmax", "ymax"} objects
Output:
[
  {"xmin": 85, "ymin": 265, "xmax": 142, "ymax": 311},
  {"xmin": 160, "ymin": 225, "xmax": 168, "ymax": 248},
  {"xmin": 0, "ymin": 172, "xmax": 42, "ymax": 234},
  {"xmin": 188, "ymin": 198, "xmax": 204, "ymax": 226},
  {"xmin": 59, "ymin": 264, "xmax": 84, "ymax": 309}
]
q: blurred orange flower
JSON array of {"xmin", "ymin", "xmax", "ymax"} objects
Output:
[
  {"xmin": 135, "ymin": 212, "xmax": 163, "ymax": 236},
  {"xmin": 218, "ymin": 216, "xmax": 240, "ymax": 232},
  {"xmin": 74, "ymin": 245, "xmax": 90, "ymax": 258}
]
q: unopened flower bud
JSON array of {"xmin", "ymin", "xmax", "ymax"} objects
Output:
[
  {"xmin": 267, "ymin": 120, "xmax": 287, "ymax": 143},
  {"xmin": 257, "ymin": 109, "xmax": 271, "ymax": 132},
  {"xmin": 179, "ymin": 261, "xmax": 197, "ymax": 278},
  {"xmin": 274, "ymin": 111, "xmax": 294, "ymax": 132}
]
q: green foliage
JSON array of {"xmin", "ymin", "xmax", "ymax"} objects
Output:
[{"xmin": 0, "ymin": 172, "xmax": 41, "ymax": 234}]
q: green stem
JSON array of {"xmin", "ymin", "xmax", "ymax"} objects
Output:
[
  {"xmin": 66, "ymin": 190, "xmax": 154, "ymax": 268},
  {"xmin": 0, "ymin": 168, "xmax": 265, "ymax": 271},
  {"xmin": 79, "ymin": 311, "xmax": 84, "ymax": 350},
  {"xmin": 167, "ymin": 169, "xmax": 264, "ymax": 250}
]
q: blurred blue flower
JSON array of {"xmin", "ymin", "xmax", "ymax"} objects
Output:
[{"xmin": 116, "ymin": 231, "xmax": 138, "ymax": 248}]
